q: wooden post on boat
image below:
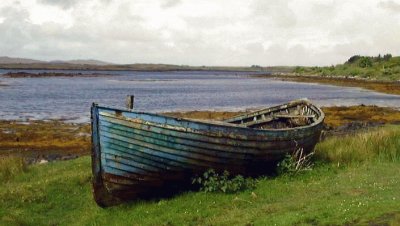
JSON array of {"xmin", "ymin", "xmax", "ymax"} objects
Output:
[{"xmin": 126, "ymin": 95, "xmax": 134, "ymax": 110}]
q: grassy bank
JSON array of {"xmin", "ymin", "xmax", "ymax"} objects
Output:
[
  {"xmin": 294, "ymin": 55, "xmax": 400, "ymax": 81},
  {"xmin": 1, "ymin": 125, "xmax": 400, "ymax": 225},
  {"xmin": 268, "ymin": 55, "xmax": 400, "ymax": 95}
]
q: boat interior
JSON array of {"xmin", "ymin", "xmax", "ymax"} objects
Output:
[{"xmin": 224, "ymin": 99, "xmax": 323, "ymax": 129}]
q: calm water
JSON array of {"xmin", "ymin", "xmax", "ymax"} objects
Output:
[{"xmin": 1, "ymin": 69, "xmax": 400, "ymax": 122}]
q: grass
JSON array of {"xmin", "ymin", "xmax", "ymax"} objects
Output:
[
  {"xmin": 316, "ymin": 125, "xmax": 400, "ymax": 164},
  {"xmin": 1, "ymin": 125, "xmax": 400, "ymax": 225},
  {"xmin": 269, "ymin": 55, "xmax": 400, "ymax": 95},
  {"xmin": 293, "ymin": 55, "xmax": 400, "ymax": 81},
  {"xmin": 0, "ymin": 156, "xmax": 28, "ymax": 182}
]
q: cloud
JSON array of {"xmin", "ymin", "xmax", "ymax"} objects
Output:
[
  {"xmin": 378, "ymin": 0, "xmax": 400, "ymax": 12},
  {"xmin": 161, "ymin": 0, "xmax": 181, "ymax": 8},
  {"xmin": 252, "ymin": 0, "xmax": 297, "ymax": 28},
  {"xmin": 0, "ymin": 0, "xmax": 399, "ymax": 66},
  {"xmin": 38, "ymin": 0, "xmax": 79, "ymax": 9}
]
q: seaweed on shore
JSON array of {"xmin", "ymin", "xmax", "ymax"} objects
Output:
[{"xmin": 1, "ymin": 105, "xmax": 400, "ymax": 163}]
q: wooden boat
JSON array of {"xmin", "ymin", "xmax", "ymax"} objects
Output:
[{"xmin": 91, "ymin": 98, "xmax": 324, "ymax": 207}]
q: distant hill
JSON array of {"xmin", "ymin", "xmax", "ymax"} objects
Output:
[
  {"xmin": 50, "ymin": 59, "xmax": 113, "ymax": 66},
  {"xmin": 0, "ymin": 56, "xmax": 113, "ymax": 66},
  {"xmin": 0, "ymin": 56, "xmax": 294, "ymax": 73},
  {"xmin": 0, "ymin": 56, "xmax": 44, "ymax": 64}
]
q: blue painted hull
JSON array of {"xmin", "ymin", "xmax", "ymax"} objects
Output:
[{"xmin": 91, "ymin": 100, "xmax": 324, "ymax": 206}]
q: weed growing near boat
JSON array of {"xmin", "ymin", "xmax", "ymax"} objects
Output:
[
  {"xmin": 192, "ymin": 169, "xmax": 257, "ymax": 193},
  {"xmin": 277, "ymin": 148, "xmax": 314, "ymax": 175}
]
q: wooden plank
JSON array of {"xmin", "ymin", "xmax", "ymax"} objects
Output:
[
  {"xmin": 224, "ymin": 98, "xmax": 311, "ymax": 123},
  {"xmin": 274, "ymin": 114, "xmax": 315, "ymax": 118},
  {"xmin": 126, "ymin": 95, "xmax": 134, "ymax": 110},
  {"xmin": 242, "ymin": 117, "xmax": 274, "ymax": 127}
]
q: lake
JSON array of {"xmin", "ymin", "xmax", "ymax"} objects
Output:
[{"xmin": 1, "ymin": 69, "xmax": 400, "ymax": 122}]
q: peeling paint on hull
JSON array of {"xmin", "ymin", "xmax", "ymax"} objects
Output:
[{"xmin": 91, "ymin": 99, "xmax": 324, "ymax": 207}]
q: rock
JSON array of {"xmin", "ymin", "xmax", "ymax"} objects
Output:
[{"xmin": 38, "ymin": 159, "xmax": 48, "ymax": 164}]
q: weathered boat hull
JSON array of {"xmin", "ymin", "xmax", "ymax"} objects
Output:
[{"xmin": 91, "ymin": 100, "xmax": 324, "ymax": 207}]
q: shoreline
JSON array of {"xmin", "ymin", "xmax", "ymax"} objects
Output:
[
  {"xmin": 263, "ymin": 74, "xmax": 400, "ymax": 95},
  {"xmin": 2, "ymin": 71, "xmax": 117, "ymax": 78},
  {"xmin": 0, "ymin": 64, "xmax": 273, "ymax": 73},
  {"xmin": 4, "ymin": 70, "xmax": 400, "ymax": 95},
  {"xmin": 1, "ymin": 105, "xmax": 400, "ymax": 163}
]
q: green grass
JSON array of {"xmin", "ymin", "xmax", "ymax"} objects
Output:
[
  {"xmin": 1, "ymin": 126, "xmax": 400, "ymax": 225},
  {"xmin": 316, "ymin": 125, "xmax": 400, "ymax": 164},
  {"xmin": 294, "ymin": 55, "xmax": 400, "ymax": 81},
  {"xmin": 0, "ymin": 156, "xmax": 28, "ymax": 182}
]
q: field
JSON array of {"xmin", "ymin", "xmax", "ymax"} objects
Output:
[{"xmin": 1, "ymin": 125, "xmax": 400, "ymax": 225}]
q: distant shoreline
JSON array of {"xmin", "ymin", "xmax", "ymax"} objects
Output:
[
  {"xmin": 0, "ymin": 62, "xmax": 293, "ymax": 73},
  {"xmin": 2, "ymin": 71, "xmax": 116, "ymax": 78},
  {"xmin": 256, "ymin": 73, "xmax": 400, "ymax": 96}
]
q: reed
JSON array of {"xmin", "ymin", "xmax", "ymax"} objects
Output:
[
  {"xmin": 0, "ymin": 156, "xmax": 28, "ymax": 182},
  {"xmin": 315, "ymin": 125, "xmax": 400, "ymax": 164}
]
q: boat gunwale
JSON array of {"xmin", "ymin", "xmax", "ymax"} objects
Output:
[{"xmin": 94, "ymin": 99, "xmax": 325, "ymax": 133}]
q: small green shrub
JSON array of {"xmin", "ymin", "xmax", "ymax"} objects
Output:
[
  {"xmin": 0, "ymin": 156, "xmax": 28, "ymax": 182},
  {"xmin": 359, "ymin": 57, "xmax": 373, "ymax": 68},
  {"xmin": 192, "ymin": 169, "xmax": 257, "ymax": 193},
  {"xmin": 294, "ymin": 66, "xmax": 305, "ymax": 73},
  {"xmin": 277, "ymin": 148, "xmax": 314, "ymax": 175}
]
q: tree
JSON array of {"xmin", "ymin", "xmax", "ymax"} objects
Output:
[
  {"xmin": 383, "ymin": 53, "xmax": 392, "ymax": 61},
  {"xmin": 358, "ymin": 57, "xmax": 372, "ymax": 68},
  {"xmin": 346, "ymin": 55, "xmax": 361, "ymax": 64},
  {"xmin": 376, "ymin": 54, "xmax": 382, "ymax": 62}
]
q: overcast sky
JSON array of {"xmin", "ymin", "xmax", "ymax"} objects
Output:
[{"xmin": 0, "ymin": 0, "xmax": 399, "ymax": 66}]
